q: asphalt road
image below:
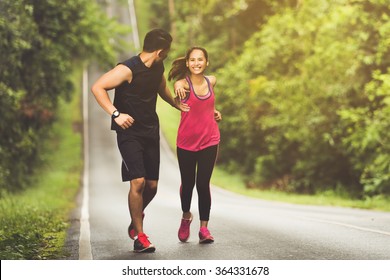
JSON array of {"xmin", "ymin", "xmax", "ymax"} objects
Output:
[{"xmin": 64, "ymin": 0, "xmax": 390, "ymax": 261}]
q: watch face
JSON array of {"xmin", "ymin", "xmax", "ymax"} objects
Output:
[{"xmin": 113, "ymin": 110, "xmax": 120, "ymax": 118}]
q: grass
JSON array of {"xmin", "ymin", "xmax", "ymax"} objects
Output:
[
  {"xmin": 157, "ymin": 96, "xmax": 181, "ymax": 148},
  {"xmin": 211, "ymin": 168, "xmax": 390, "ymax": 211},
  {"xmin": 157, "ymin": 97, "xmax": 390, "ymax": 213},
  {"xmin": 0, "ymin": 75, "xmax": 83, "ymax": 259}
]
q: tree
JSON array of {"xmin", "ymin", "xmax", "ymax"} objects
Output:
[{"xmin": 0, "ymin": 0, "xmax": 126, "ymax": 192}]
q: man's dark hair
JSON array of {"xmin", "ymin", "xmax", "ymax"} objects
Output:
[{"xmin": 143, "ymin": 29, "xmax": 172, "ymax": 52}]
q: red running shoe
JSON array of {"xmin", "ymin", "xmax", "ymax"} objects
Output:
[{"xmin": 133, "ymin": 232, "xmax": 155, "ymax": 253}]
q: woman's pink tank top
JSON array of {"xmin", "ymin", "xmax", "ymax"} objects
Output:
[{"xmin": 177, "ymin": 76, "xmax": 220, "ymax": 151}]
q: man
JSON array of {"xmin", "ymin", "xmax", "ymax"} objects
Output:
[{"xmin": 91, "ymin": 29, "xmax": 189, "ymax": 253}]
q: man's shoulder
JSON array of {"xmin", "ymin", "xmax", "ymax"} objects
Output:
[{"xmin": 118, "ymin": 56, "xmax": 143, "ymax": 71}]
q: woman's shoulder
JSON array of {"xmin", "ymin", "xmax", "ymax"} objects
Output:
[{"xmin": 205, "ymin": 75, "xmax": 216, "ymax": 86}]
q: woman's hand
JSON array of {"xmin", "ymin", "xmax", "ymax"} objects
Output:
[
  {"xmin": 174, "ymin": 87, "xmax": 189, "ymax": 100},
  {"xmin": 214, "ymin": 110, "xmax": 222, "ymax": 122}
]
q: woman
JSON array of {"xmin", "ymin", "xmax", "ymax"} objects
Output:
[{"xmin": 168, "ymin": 47, "xmax": 222, "ymax": 243}]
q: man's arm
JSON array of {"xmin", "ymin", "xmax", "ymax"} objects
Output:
[
  {"xmin": 174, "ymin": 79, "xmax": 190, "ymax": 100},
  {"xmin": 91, "ymin": 64, "xmax": 135, "ymax": 129},
  {"xmin": 158, "ymin": 75, "xmax": 190, "ymax": 112}
]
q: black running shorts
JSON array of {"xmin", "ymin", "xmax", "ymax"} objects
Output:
[{"xmin": 116, "ymin": 133, "xmax": 160, "ymax": 182}]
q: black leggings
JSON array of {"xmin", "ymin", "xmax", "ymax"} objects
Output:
[{"xmin": 177, "ymin": 145, "xmax": 218, "ymax": 221}]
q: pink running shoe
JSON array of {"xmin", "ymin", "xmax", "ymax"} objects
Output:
[
  {"xmin": 199, "ymin": 226, "xmax": 214, "ymax": 244},
  {"xmin": 128, "ymin": 213, "xmax": 145, "ymax": 240},
  {"xmin": 178, "ymin": 214, "xmax": 192, "ymax": 242}
]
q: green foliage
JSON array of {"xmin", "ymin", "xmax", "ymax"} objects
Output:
[
  {"xmin": 0, "ymin": 0, "xmax": 124, "ymax": 191},
  {"xmin": 218, "ymin": 0, "xmax": 390, "ymax": 196}
]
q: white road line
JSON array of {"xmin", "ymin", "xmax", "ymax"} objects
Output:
[
  {"xmin": 79, "ymin": 67, "xmax": 92, "ymax": 260},
  {"xmin": 303, "ymin": 217, "xmax": 390, "ymax": 237}
]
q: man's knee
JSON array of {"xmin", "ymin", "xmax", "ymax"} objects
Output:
[
  {"xmin": 145, "ymin": 180, "xmax": 158, "ymax": 193},
  {"xmin": 130, "ymin": 177, "xmax": 146, "ymax": 193}
]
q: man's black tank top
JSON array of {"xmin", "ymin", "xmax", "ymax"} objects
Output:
[{"xmin": 111, "ymin": 55, "xmax": 164, "ymax": 138}]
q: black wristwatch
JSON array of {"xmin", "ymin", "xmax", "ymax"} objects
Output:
[{"xmin": 112, "ymin": 110, "xmax": 120, "ymax": 119}]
